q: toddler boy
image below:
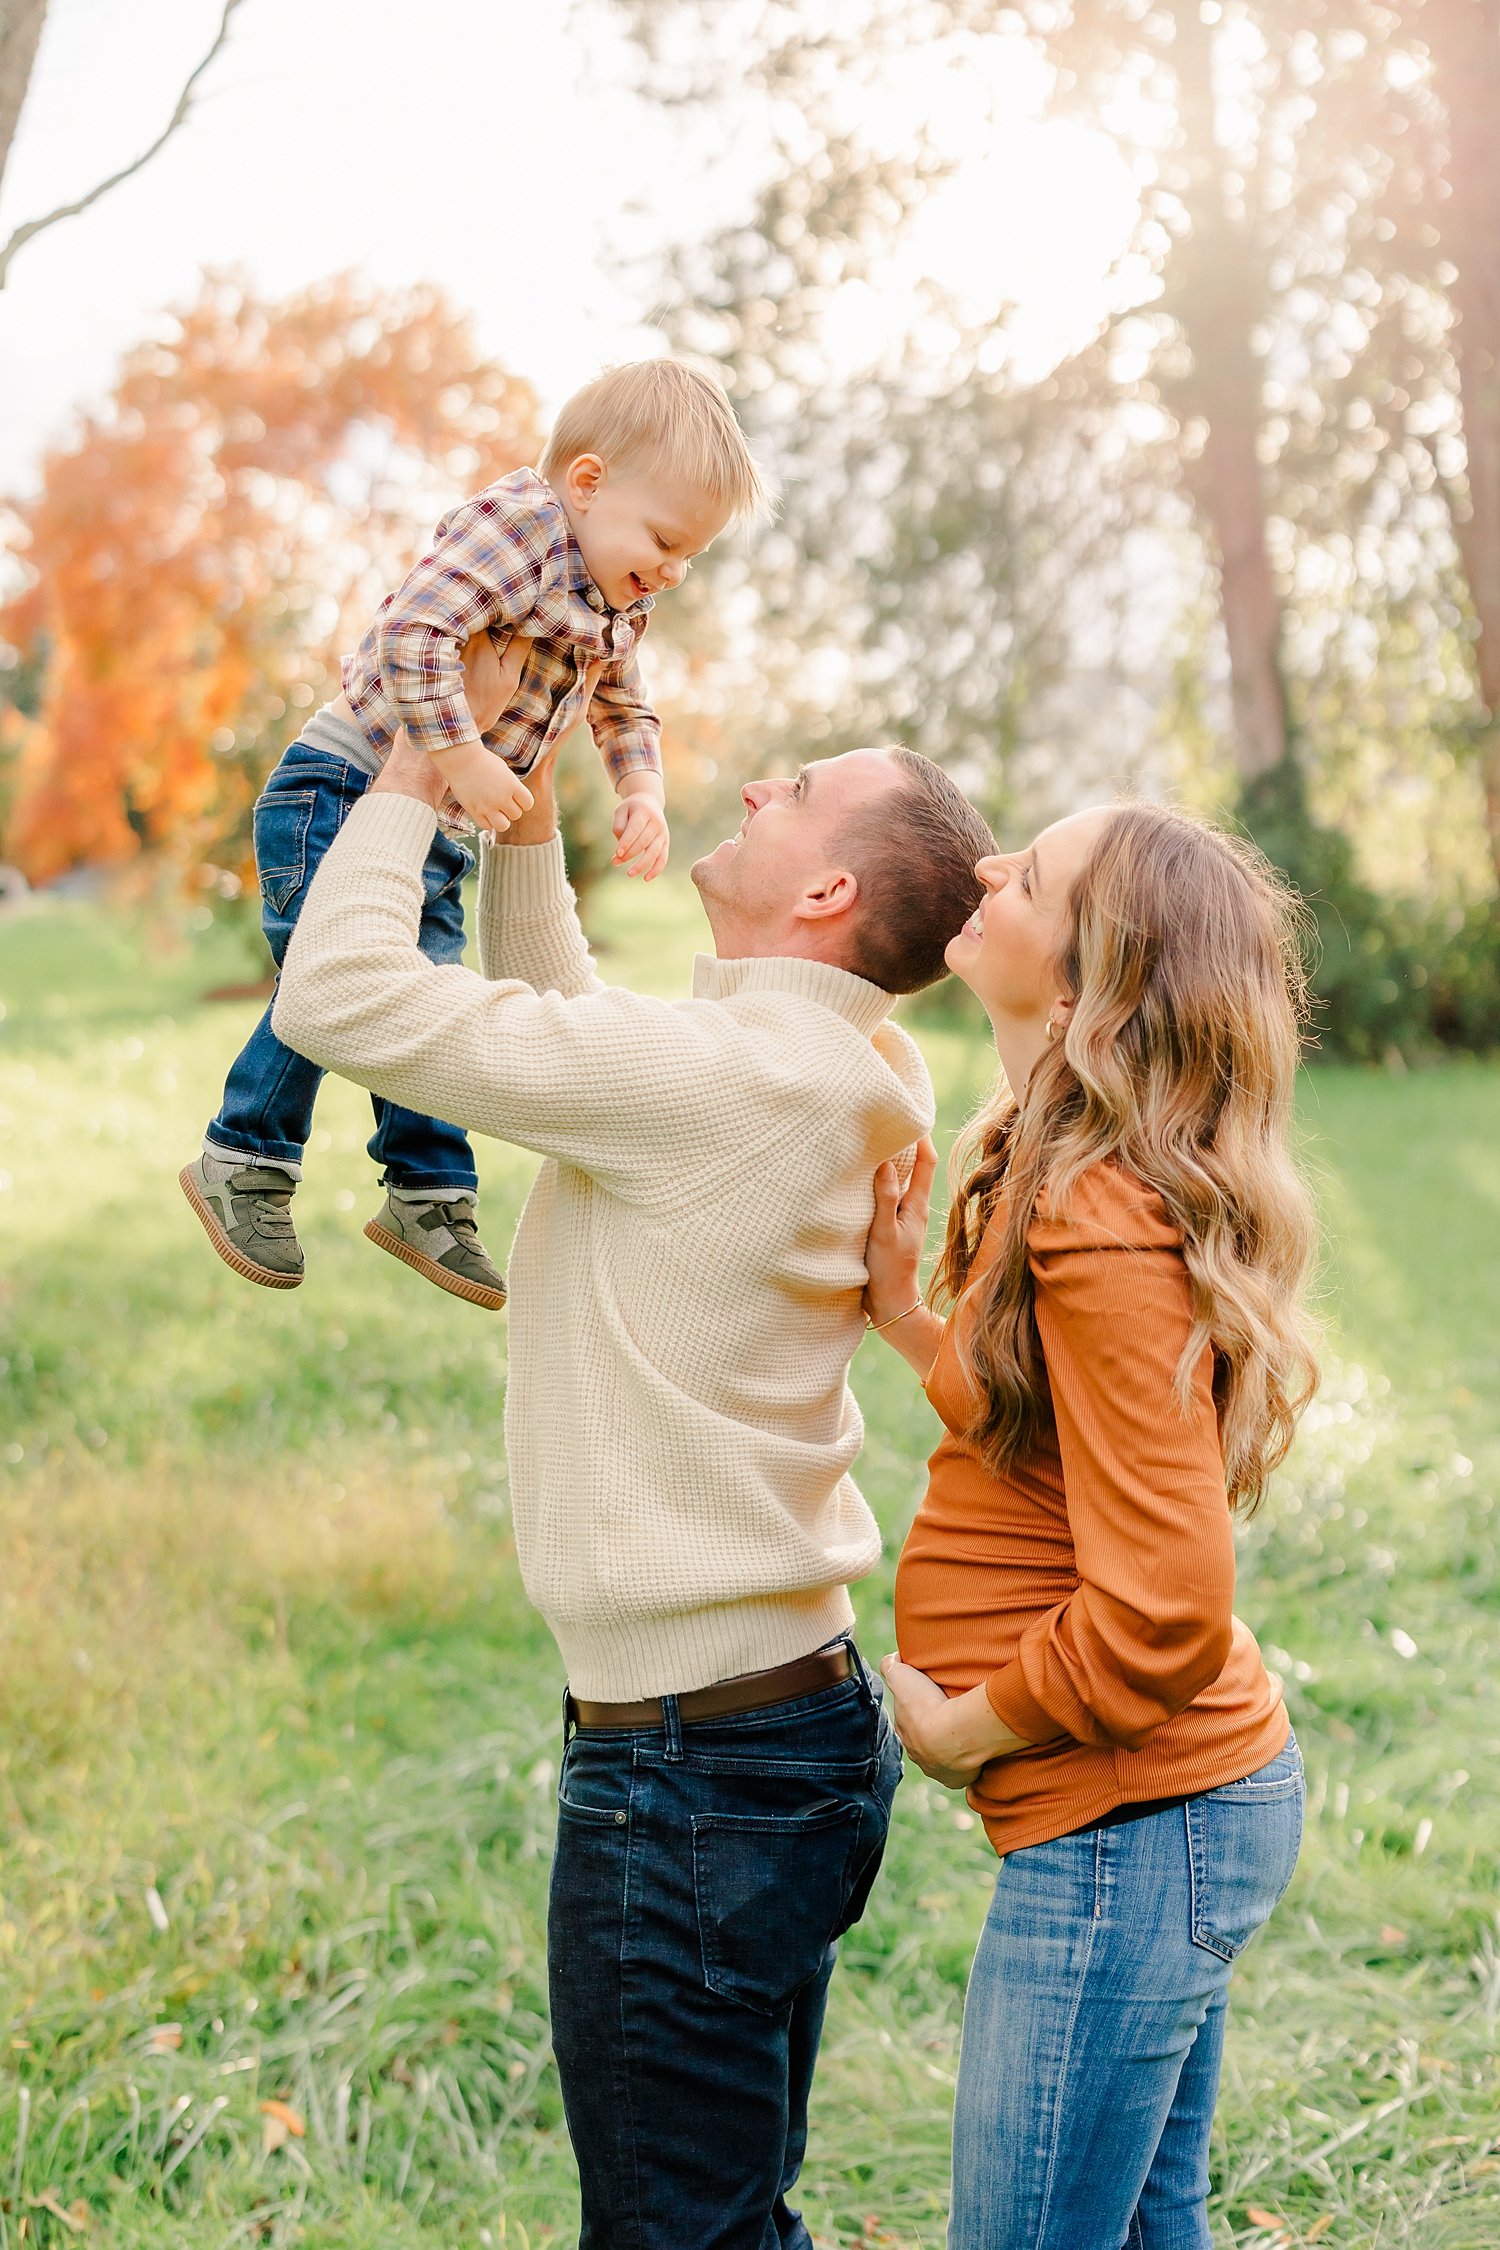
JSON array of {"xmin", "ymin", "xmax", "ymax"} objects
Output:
[{"xmin": 181, "ymin": 358, "xmax": 767, "ymax": 1308}]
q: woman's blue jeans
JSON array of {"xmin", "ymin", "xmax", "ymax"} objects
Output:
[
  {"xmin": 207, "ymin": 742, "xmax": 478, "ymax": 1191},
  {"xmin": 547, "ymin": 1648, "xmax": 902, "ymax": 2250},
  {"xmin": 950, "ymin": 1735, "xmax": 1304, "ymax": 2250}
]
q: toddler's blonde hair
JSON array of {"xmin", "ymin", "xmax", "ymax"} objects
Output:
[{"xmin": 539, "ymin": 359, "xmax": 771, "ymax": 525}]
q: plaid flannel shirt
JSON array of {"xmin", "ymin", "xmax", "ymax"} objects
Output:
[{"xmin": 342, "ymin": 468, "xmax": 661, "ymax": 786}]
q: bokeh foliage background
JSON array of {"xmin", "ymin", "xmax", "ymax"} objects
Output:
[
  {"xmin": 2, "ymin": 4, "xmax": 1500, "ymax": 2246},
  {"xmin": 3, "ymin": 1, "xmax": 1500, "ymax": 1056}
]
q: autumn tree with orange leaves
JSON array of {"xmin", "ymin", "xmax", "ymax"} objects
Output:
[{"xmin": 0, "ymin": 272, "xmax": 539, "ymax": 892}]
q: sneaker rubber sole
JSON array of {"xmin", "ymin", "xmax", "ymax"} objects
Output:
[
  {"xmin": 363, "ymin": 1218, "xmax": 507, "ymax": 1311},
  {"xmin": 179, "ymin": 1164, "xmax": 304, "ymax": 1290}
]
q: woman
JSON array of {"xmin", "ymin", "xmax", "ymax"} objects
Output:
[{"xmin": 864, "ymin": 802, "xmax": 1318, "ymax": 2250}]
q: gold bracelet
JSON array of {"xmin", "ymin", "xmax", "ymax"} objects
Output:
[{"xmin": 867, "ymin": 1297, "xmax": 925, "ymax": 1334}]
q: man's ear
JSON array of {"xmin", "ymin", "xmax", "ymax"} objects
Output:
[
  {"xmin": 793, "ymin": 868, "xmax": 860, "ymax": 927},
  {"xmin": 564, "ymin": 454, "xmax": 606, "ymax": 512}
]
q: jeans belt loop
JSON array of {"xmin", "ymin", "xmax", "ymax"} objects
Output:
[
  {"xmin": 846, "ymin": 1635, "xmax": 877, "ymax": 1716},
  {"xmin": 661, "ymin": 1692, "xmax": 684, "ymax": 1763}
]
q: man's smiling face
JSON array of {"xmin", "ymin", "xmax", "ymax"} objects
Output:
[{"xmin": 690, "ymin": 748, "xmax": 906, "ymax": 960}]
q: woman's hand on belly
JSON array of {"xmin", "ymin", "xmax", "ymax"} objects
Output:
[{"xmin": 880, "ymin": 1655, "xmax": 1030, "ymax": 1789}]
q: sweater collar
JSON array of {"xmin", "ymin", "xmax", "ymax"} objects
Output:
[{"xmin": 692, "ymin": 952, "xmax": 896, "ymax": 1037}]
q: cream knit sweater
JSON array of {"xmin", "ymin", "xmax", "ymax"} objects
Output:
[{"xmin": 272, "ymin": 794, "xmax": 935, "ymax": 1698}]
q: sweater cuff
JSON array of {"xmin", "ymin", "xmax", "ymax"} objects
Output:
[
  {"xmin": 481, "ymin": 833, "xmax": 572, "ymax": 916},
  {"xmin": 985, "ymin": 1660, "xmax": 1073, "ymax": 1748},
  {"xmin": 340, "ymin": 790, "xmax": 439, "ymax": 862}
]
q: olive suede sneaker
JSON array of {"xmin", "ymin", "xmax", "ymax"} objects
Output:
[
  {"xmin": 179, "ymin": 1155, "xmax": 304, "ymax": 1288},
  {"xmin": 363, "ymin": 1191, "xmax": 506, "ymax": 1311}
]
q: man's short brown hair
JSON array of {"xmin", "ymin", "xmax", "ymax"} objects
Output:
[{"xmin": 840, "ymin": 749, "xmax": 996, "ymax": 994}]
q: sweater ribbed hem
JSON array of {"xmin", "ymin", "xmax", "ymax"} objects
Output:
[
  {"xmin": 340, "ymin": 790, "xmax": 439, "ymax": 860},
  {"xmin": 480, "ymin": 833, "xmax": 573, "ymax": 917},
  {"xmin": 545, "ymin": 1585, "xmax": 858, "ymax": 1702}
]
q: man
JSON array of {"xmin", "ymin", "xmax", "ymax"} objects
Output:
[{"xmin": 271, "ymin": 648, "xmax": 995, "ymax": 2248}]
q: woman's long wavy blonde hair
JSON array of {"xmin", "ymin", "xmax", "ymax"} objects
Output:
[{"xmin": 933, "ymin": 802, "xmax": 1320, "ymax": 1510}]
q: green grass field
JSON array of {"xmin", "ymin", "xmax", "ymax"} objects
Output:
[{"xmin": 1, "ymin": 876, "xmax": 1498, "ymax": 2249}]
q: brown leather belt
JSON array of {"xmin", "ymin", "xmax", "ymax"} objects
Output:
[{"xmin": 570, "ymin": 1644, "xmax": 854, "ymax": 1731}]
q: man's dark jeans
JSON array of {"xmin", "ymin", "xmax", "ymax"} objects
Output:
[
  {"xmin": 207, "ymin": 741, "xmax": 478, "ymax": 1190},
  {"xmin": 548, "ymin": 1646, "xmax": 901, "ymax": 2250}
]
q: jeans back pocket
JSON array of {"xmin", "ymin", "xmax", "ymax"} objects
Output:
[
  {"xmin": 1186, "ymin": 1746, "xmax": 1304, "ymax": 1962},
  {"xmin": 693, "ymin": 1801, "xmax": 862, "ymax": 2016},
  {"xmin": 254, "ymin": 789, "xmax": 318, "ymax": 918},
  {"xmin": 423, "ymin": 827, "xmax": 475, "ymax": 905}
]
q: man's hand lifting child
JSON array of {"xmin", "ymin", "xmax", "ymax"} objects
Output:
[
  {"xmin": 436, "ymin": 634, "xmax": 584, "ymax": 835},
  {"xmin": 431, "ymin": 734, "xmax": 536, "ymax": 838},
  {"xmin": 442, "ymin": 634, "xmax": 667, "ymax": 876},
  {"xmin": 424, "ymin": 632, "xmax": 534, "ymax": 832}
]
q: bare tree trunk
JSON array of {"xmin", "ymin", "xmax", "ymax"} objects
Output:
[
  {"xmin": 1165, "ymin": 3, "xmax": 1291, "ymax": 784},
  {"xmin": 1429, "ymin": 0, "xmax": 1500, "ymax": 885},
  {"xmin": 0, "ymin": 0, "xmax": 48, "ymax": 195},
  {"xmin": 1189, "ymin": 394, "xmax": 1292, "ymax": 784}
]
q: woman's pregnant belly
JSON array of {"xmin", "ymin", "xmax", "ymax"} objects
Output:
[{"xmin": 893, "ymin": 1456, "xmax": 1078, "ymax": 1699}]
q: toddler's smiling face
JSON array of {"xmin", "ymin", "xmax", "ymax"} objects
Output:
[{"xmin": 560, "ymin": 456, "xmax": 730, "ymax": 613}]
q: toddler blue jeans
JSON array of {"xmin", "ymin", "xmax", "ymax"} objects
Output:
[{"xmin": 207, "ymin": 740, "xmax": 478, "ymax": 1191}]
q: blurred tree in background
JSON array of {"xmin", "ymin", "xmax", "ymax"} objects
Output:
[
  {"xmin": 2, "ymin": 1, "xmax": 1496, "ymax": 1051},
  {"xmin": 0, "ymin": 272, "xmax": 537, "ymax": 906},
  {"xmin": 614, "ymin": 0, "xmax": 1500, "ymax": 1055}
]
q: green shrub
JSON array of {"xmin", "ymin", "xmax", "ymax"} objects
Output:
[
  {"xmin": 906, "ymin": 758, "xmax": 1500, "ymax": 1063},
  {"xmin": 1239, "ymin": 755, "xmax": 1500, "ymax": 1061},
  {"xmin": 1426, "ymin": 897, "xmax": 1500, "ymax": 1051}
]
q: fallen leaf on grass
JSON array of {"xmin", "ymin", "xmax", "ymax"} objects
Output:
[
  {"xmin": 259, "ymin": 2098, "xmax": 306, "ymax": 2154},
  {"xmin": 1379, "ymin": 1926, "xmax": 1407, "ymax": 1944},
  {"xmin": 1245, "ymin": 2213, "xmax": 1292, "ymax": 2247},
  {"xmin": 1306, "ymin": 2220, "xmax": 1335, "ymax": 2242},
  {"xmin": 25, "ymin": 2193, "xmax": 89, "ymax": 2233},
  {"xmin": 146, "ymin": 2023, "xmax": 183, "ymax": 2053}
]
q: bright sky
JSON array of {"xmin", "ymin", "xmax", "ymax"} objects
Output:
[{"xmin": 0, "ymin": 0, "xmax": 1139, "ymax": 495}]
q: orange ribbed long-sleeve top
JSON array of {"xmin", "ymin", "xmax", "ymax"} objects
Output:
[{"xmin": 893, "ymin": 1160, "xmax": 1288, "ymax": 1857}]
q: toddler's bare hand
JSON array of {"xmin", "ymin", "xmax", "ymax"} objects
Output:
[
  {"xmin": 612, "ymin": 794, "xmax": 670, "ymax": 881},
  {"xmin": 438, "ymin": 741, "xmax": 534, "ymax": 836}
]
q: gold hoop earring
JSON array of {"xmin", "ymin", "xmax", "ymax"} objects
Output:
[{"xmin": 1045, "ymin": 1016, "xmax": 1057, "ymax": 1043}]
